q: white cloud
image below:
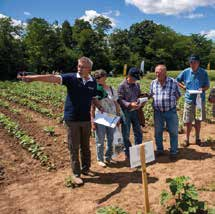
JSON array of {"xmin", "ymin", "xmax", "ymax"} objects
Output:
[
  {"xmin": 102, "ymin": 10, "xmax": 120, "ymax": 17},
  {"xmin": 184, "ymin": 13, "xmax": 204, "ymax": 19},
  {"xmin": 0, "ymin": 13, "xmax": 26, "ymax": 27},
  {"xmin": 80, "ymin": 10, "xmax": 117, "ymax": 27},
  {"xmin": 24, "ymin": 11, "xmax": 31, "ymax": 16},
  {"xmin": 115, "ymin": 10, "xmax": 121, "ymax": 16},
  {"xmin": 125, "ymin": 0, "xmax": 215, "ymax": 15},
  {"xmin": 0, "ymin": 13, "xmax": 7, "ymax": 19},
  {"xmin": 200, "ymin": 29, "xmax": 215, "ymax": 40}
]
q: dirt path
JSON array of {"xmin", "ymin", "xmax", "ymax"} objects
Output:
[{"xmin": 1, "ymin": 120, "xmax": 215, "ymax": 214}]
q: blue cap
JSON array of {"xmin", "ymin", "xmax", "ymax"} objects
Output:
[
  {"xmin": 128, "ymin": 67, "xmax": 140, "ymax": 80},
  {"xmin": 189, "ymin": 54, "xmax": 200, "ymax": 62}
]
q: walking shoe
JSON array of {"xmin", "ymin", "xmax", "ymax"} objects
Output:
[
  {"xmin": 72, "ymin": 176, "xmax": 84, "ymax": 185},
  {"xmin": 105, "ymin": 158, "xmax": 117, "ymax": 165},
  {"xmin": 97, "ymin": 161, "xmax": 107, "ymax": 168},
  {"xmin": 181, "ymin": 140, "xmax": 189, "ymax": 147},
  {"xmin": 196, "ymin": 139, "xmax": 203, "ymax": 147},
  {"xmin": 82, "ymin": 169, "xmax": 96, "ymax": 177},
  {"xmin": 169, "ymin": 153, "xmax": 178, "ymax": 162},
  {"xmin": 155, "ymin": 150, "xmax": 165, "ymax": 157}
]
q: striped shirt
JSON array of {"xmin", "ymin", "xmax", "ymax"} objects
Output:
[{"xmin": 150, "ymin": 77, "xmax": 181, "ymax": 112}]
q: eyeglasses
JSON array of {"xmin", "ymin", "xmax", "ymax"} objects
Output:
[
  {"xmin": 95, "ymin": 76, "xmax": 102, "ymax": 80},
  {"xmin": 77, "ymin": 65, "xmax": 90, "ymax": 69}
]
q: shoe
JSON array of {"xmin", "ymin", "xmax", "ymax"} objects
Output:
[
  {"xmin": 82, "ymin": 169, "xmax": 96, "ymax": 177},
  {"xmin": 124, "ymin": 155, "xmax": 130, "ymax": 161},
  {"xmin": 196, "ymin": 139, "xmax": 203, "ymax": 147},
  {"xmin": 97, "ymin": 161, "xmax": 106, "ymax": 167},
  {"xmin": 169, "ymin": 153, "xmax": 178, "ymax": 161},
  {"xmin": 181, "ymin": 140, "xmax": 189, "ymax": 147},
  {"xmin": 72, "ymin": 176, "xmax": 84, "ymax": 185},
  {"xmin": 155, "ymin": 150, "xmax": 165, "ymax": 157},
  {"xmin": 105, "ymin": 158, "xmax": 117, "ymax": 165}
]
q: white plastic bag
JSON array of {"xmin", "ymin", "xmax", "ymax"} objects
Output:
[
  {"xmin": 112, "ymin": 127, "xmax": 124, "ymax": 157},
  {"xmin": 196, "ymin": 94, "xmax": 202, "ymax": 120}
]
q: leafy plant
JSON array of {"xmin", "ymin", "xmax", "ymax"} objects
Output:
[
  {"xmin": 96, "ymin": 206, "xmax": 128, "ymax": 214},
  {"xmin": 160, "ymin": 176, "xmax": 208, "ymax": 214},
  {"xmin": 0, "ymin": 113, "xmax": 52, "ymax": 168},
  {"xmin": 64, "ymin": 176, "xmax": 75, "ymax": 188},
  {"xmin": 44, "ymin": 126, "xmax": 55, "ymax": 136}
]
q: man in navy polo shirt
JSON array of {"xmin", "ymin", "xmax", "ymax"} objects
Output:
[
  {"xmin": 177, "ymin": 55, "xmax": 210, "ymax": 147},
  {"xmin": 18, "ymin": 57, "xmax": 102, "ymax": 185}
]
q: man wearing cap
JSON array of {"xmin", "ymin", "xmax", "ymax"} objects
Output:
[
  {"xmin": 118, "ymin": 67, "xmax": 143, "ymax": 159},
  {"xmin": 176, "ymin": 54, "xmax": 210, "ymax": 147},
  {"xmin": 150, "ymin": 63, "xmax": 181, "ymax": 160}
]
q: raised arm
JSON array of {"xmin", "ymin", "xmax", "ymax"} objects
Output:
[{"xmin": 17, "ymin": 74, "xmax": 61, "ymax": 84}]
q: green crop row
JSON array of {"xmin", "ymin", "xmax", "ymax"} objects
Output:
[{"xmin": 0, "ymin": 113, "xmax": 54, "ymax": 168}]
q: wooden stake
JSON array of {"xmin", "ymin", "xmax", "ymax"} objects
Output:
[{"xmin": 140, "ymin": 144, "xmax": 150, "ymax": 213}]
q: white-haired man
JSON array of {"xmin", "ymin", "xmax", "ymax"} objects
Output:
[{"xmin": 18, "ymin": 56, "xmax": 103, "ymax": 185}]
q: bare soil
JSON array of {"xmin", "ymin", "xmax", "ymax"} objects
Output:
[{"xmin": 1, "ymin": 103, "xmax": 215, "ymax": 214}]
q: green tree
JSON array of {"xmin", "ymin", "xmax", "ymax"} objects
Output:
[
  {"xmin": 109, "ymin": 29, "xmax": 131, "ymax": 72},
  {"xmin": 24, "ymin": 18, "xmax": 66, "ymax": 73},
  {"xmin": 61, "ymin": 20, "xmax": 74, "ymax": 48},
  {"xmin": 190, "ymin": 34, "xmax": 212, "ymax": 67},
  {"xmin": 72, "ymin": 18, "xmax": 111, "ymax": 71},
  {"xmin": 0, "ymin": 17, "xmax": 25, "ymax": 80},
  {"xmin": 92, "ymin": 15, "xmax": 112, "ymax": 37}
]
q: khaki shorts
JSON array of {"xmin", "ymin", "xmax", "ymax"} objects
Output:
[{"xmin": 183, "ymin": 102, "xmax": 206, "ymax": 123}]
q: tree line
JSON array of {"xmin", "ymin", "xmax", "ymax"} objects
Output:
[{"xmin": 0, "ymin": 16, "xmax": 215, "ymax": 80}]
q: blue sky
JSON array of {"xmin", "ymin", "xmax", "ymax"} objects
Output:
[{"xmin": 1, "ymin": 0, "xmax": 215, "ymax": 39}]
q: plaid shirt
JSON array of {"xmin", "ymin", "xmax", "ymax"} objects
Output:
[{"xmin": 150, "ymin": 77, "xmax": 181, "ymax": 112}]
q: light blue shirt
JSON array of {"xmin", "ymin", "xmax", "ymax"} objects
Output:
[{"xmin": 176, "ymin": 67, "xmax": 210, "ymax": 103}]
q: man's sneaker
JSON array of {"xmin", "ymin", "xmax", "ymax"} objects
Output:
[
  {"xmin": 82, "ymin": 169, "xmax": 96, "ymax": 177},
  {"xmin": 72, "ymin": 176, "xmax": 84, "ymax": 185},
  {"xmin": 97, "ymin": 161, "xmax": 106, "ymax": 168},
  {"xmin": 181, "ymin": 140, "xmax": 189, "ymax": 147}
]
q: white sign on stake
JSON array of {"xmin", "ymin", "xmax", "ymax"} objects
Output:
[{"xmin": 129, "ymin": 141, "xmax": 155, "ymax": 168}]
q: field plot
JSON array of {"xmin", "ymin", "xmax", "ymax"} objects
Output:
[{"xmin": 1, "ymin": 74, "xmax": 215, "ymax": 214}]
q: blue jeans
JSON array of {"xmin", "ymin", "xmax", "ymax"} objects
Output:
[
  {"xmin": 95, "ymin": 124, "xmax": 115, "ymax": 162},
  {"xmin": 154, "ymin": 108, "xmax": 178, "ymax": 155},
  {"xmin": 121, "ymin": 109, "xmax": 142, "ymax": 157}
]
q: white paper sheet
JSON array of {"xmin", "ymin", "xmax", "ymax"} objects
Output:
[
  {"xmin": 94, "ymin": 112, "xmax": 120, "ymax": 128},
  {"xmin": 130, "ymin": 97, "xmax": 148, "ymax": 111},
  {"xmin": 187, "ymin": 90, "xmax": 202, "ymax": 94}
]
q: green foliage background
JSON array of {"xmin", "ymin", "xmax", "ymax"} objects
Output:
[{"xmin": 1, "ymin": 16, "xmax": 215, "ymax": 80}]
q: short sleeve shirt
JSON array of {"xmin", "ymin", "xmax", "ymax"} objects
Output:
[
  {"xmin": 150, "ymin": 77, "xmax": 181, "ymax": 112},
  {"xmin": 61, "ymin": 73, "xmax": 97, "ymax": 121},
  {"xmin": 176, "ymin": 67, "xmax": 210, "ymax": 103}
]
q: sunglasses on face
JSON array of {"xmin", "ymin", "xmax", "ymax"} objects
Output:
[
  {"xmin": 95, "ymin": 76, "xmax": 102, "ymax": 80},
  {"xmin": 95, "ymin": 75, "xmax": 106, "ymax": 80}
]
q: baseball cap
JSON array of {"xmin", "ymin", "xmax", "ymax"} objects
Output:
[
  {"xmin": 128, "ymin": 67, "xmax": 140, "ymax": 80},
  {"xmin": 189, "ymin": 54, "xmax": 200, "ymax": 62}
]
